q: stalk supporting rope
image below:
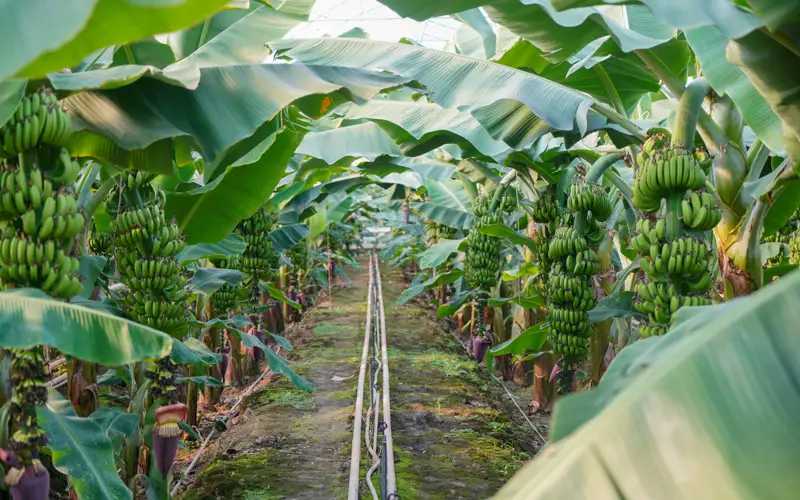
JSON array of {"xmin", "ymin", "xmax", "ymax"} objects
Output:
[{"xmin": 348, "ymin": 252, "xmax": 376, "ymax": 499}]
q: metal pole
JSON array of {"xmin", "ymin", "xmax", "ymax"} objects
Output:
[
  {"xmin": 374, "ymin": 252, "xmax": 398, "ymax": 496},
  {"xmin": 348, "ymin": 252, "xmax": 375, "ymax": 499}
]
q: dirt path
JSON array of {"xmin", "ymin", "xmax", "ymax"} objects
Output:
[{"xmin": 178, "ymin": 260, "xmax": 544, "ymax": 500}]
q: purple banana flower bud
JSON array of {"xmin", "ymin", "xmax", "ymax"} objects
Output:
[
  {"xmin": 153, "ymin": 403, "xmax": 187, "ymax": 478},
  {"xmin": 217, "ymin": 353, "xmax": 229, "ymax": 383},
  {"xmin": 473, "ymin": 336, "xmax": 492, "ymax": 363},
  {"xmin": 0, "ymin": 451, "xmax": 49, "ymax": 500}
]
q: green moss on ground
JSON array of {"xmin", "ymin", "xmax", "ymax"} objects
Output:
[
  {"xmin": 257, "ymin": 388, "xmax": 316, "ymax": 410},
  {"xmin": 180, "ymin": 450, "xmax": 304, "ymax": 500}
]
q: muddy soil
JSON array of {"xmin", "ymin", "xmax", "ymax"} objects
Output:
[{"xmin": 176, "ymin": 261, "xmax": 547, "ymax": 500}]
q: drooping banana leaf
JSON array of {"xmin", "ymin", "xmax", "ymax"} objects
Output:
[
  {"xmin": 269, "ymin": 37, "xmax": 597, "ymax": 149},
  {"xmin": 494, "ymin": 269, "xmax": 800, "ymax": 499},
  {"xmin": 0, "ymin": 289, "xmax": 171, "ymax": 365},
  {"xmin": 0, "ymin": 0, "xmax": 230, "ymax": 81}
]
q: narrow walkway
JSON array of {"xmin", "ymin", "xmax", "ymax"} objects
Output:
[{"xmin": 179, "ymin": 260, "xmax": 540, "ymax": 500}]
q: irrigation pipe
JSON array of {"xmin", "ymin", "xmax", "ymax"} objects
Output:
[
  {"xmin": 365, "ymin": 268, "xmax": 382, "ymax": 500},
  {"xmin": 347, "ymin": 252, "xmax": 376, "ymax": 499},
  {"xmin": 373, "ymin": 252, "xmax": 398, "ymax": 497},
  {"xmin": 170, "ymin": 346, "xmax": 279, "ymax": 497}
]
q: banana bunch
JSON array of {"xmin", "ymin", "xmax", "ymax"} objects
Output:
[
  {"xmin": 638, "ymin": 236, "xmax": 711, "ymax": 280},
  {"xmin": 236, "ymin": 209, "xmax": 278, "ymax": 280},
  {"xmin": 681, "ymin": 191, "xmax": 722, "ymax": 231},
  {"xmin": 545, "ymin": 184, "xmax": 605, "ymax": 370},
  {"xmin": 565, "ymin": 249, "xmax": 601, "ymax": 276},
  {"xmin": 8, "ymin": 348, "xmax": 48, "ymax": 452},
  {"xmin": 287, "ymin": 242, "xmax": 309, "ymax": 287},
  {"xmin": 628, "ymin": 218, "xmax": 665, "ymax": 254},
  {"xmin": 0, "ymin": 90, "xmax": 72, "ymax": 158},
  {"xmin": 0, "ymin": 236, "xmax": 82, "ymax": 296},
  {"xmin": 424, "ymin": 220, "xmax": 456, "ymax": 246},
  {"xmin": 287, "ymin": 242, "xmax": 308, "ymax": 269},
  {"xmin": 633, "ymin": 132, "xmax": 707, "ymax": 213},
  {"xmin": 790, "ymin": 235, "xmax": 800, "ymax": 265},
  {"xmin": 465, "ymin": 189, "xmax": 508, "ymax": 291},
  {"xmin": 566, "ymin": 182, "xmax": 612, "ymax": 222},
  {"xmin": 0, "ymin": 124, "xmax": 84, "ymax": 297},
  {"xmin": 635, "ymin": 282, "xmax": 712, "ymax": 324},
  {"xmin": 631, "ymin": 218, "xmax": 715, "ymax": 335},
  {"xmin": 639, "ymin": 323, "xmax": 668, "ymax": 338},
  {"xmin": 213, "ymin": 284, "xmax": 238, "ymax": 316},
  {"xmin": 104, "ymin": 171, "xmax": 165, "ymax": 214},
  {"xmin": 0, "ymin": 90, "xmax": 84, "ymax": 467},
  {"xmin": 472, "ymin": 187, "xmax": 517, "ymax": 217},
  {"xmin": 110, "ymin": 173, "xmax": 190, "ymax": 338},
  {"xmin": 531, "ymin": 190, "xmax": 558, "ymax": 224},
  {"xmin": 547, "ymin": 227, "xmax": 589, "ymax": 260},
  {"xmin": 500, "ymin": 187, "xmax": 518, "ymax": 212},
  {"xmin": 119, "ymin": 290, "xmax": 191, "ymax": 332},
  {"xmin": 546, "ymin": 263, "xmax": 593, "ymax": 361},
  {"xmin": 88, "ymin": 230, "xmax": 112, "ymax": 256},
  {"xmin": 531, "ymin": 236, "xmax": 552, "ymax": 284}
]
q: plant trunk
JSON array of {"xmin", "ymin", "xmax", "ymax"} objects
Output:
[
  {"xmin": 528, "ymin": 307, "xmax": 554, "ymax": 412},
  {"xmin": 203, "ymin": 325, "xmax": 223, "ymax": 404},
  {"xmin": 280, "ymin": 265, "xmax": 290, "ymax": 323},
  {"xmin": 185, "ymin": 379, "xmax": 198, "ymax": 429},
  {"xmin": 67, "ymin": 360, "xmax": 97, "ymax": 417},
  {"xmin": 590, "ymin": 240, "xmax": 615, "ymax": 385},
  {"xmin": 226, "ymin": 330, "xmax": 244, "ymax": 388}
]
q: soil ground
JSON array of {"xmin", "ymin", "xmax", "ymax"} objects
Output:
[{"xmin": 176, "ymin": 259, "xmax": 547, "ymax": 500}]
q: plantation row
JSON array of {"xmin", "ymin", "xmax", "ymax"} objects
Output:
[{"xmin": 0, "ymin": 0, "xmax": 797, "ymax": 498}]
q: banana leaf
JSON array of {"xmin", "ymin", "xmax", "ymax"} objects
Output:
[{"xmin": 494, "ymin": 269, "xmax": 800, "ymax": 499}]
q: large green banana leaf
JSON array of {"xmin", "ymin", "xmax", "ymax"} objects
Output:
[
  {"xmin": 339, "ymin": 100, "xmax": 511, "ymax": 158},
  {"xmin": 0, "ymin": 0, "xmax": 230, "ymax": 81},
  {"xmin": 684, "ymin": 26, "xmax": 784, "ymax": 153},
  {"xmin": 39, "ymin": 390, "xmax": 132, "ymax": 500},
  {"xmin": 270, "ymin": 38, "xmax": 596, "ymax": 148},
  {"xmin": 166, "ymin": 127, "xmax": 301, "ymax": 244},
  {"xmin": 166, "ymin": 0, "xmax": 314, "ymax": 78},
  {"xmin": 454, "ymin": 8, "xmax": 499, "ymax": 59},
  {"xmin": 727, "ymin": 29, "xmax": 800, "ymax": 164},
  {"xmin": 494, "ymin": 269, "xmax": 800, "ymax": 499},
  {"xmin": 479, "ymin": 3, "xmax": 691, "ymax": 111},
  {"xmin": 178, "ymin": 234, "xmax": 246, "ymax": 264},
  {"xmin": 0, "ymin": 289, "xmax": 171, "ymax": 365},
  {"xmin": 62, "ymin": 64, "xmax": 411, "ymax": 180},
  {"xmin": 169, "ymin": 0, "xmax": 313, "ymax": 61},
  {"xmin": 549, "ymin": 0, "xmax": 762, "ymax": 37},
  {"xmin": 297, "ymin": 122, "xmax": 402, "ymax": 163},
  {"xmin": 413, "ymin": 202, "xmax": 475, "ymax": 229}
]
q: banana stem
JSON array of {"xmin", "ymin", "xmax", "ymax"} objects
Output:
[
  {"xmin": 591, "ymin": 103, "xmax": 646, "ymax": 141},
  {"xmin": 666, "ymin": 192, "xmax": 683, "ymax": 241},
  {"xmin": 489, "ymin": 170, "xmax": 517, "ymax": 212},
  {"xmin": 457, "ymin": 172, "xmax": 478, "ymax": 202},
  {"xmin": 742, "ymin": 200, "xmax": 767, "ymax": 289},
  {"xmin": 636, "ymin": 51, "xmax": 730, "ymax": 154},
  {"xmin": 604, "ymin": 169, "xmax": 634, "ymax": 205},
  {"xmin": 574, "ymin": 213, "xmax": 588, "ymax": 236},
  {"xmin": 672, "ymin": 78, "xmax": 711, "ymax": 150},
  {"xmin": 557, "ymin": 164, "xmax": 578, "ymax": 208},
  {"xmin": 586, "ymin": 152, "xmax": 624, "ymax": 183}
]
